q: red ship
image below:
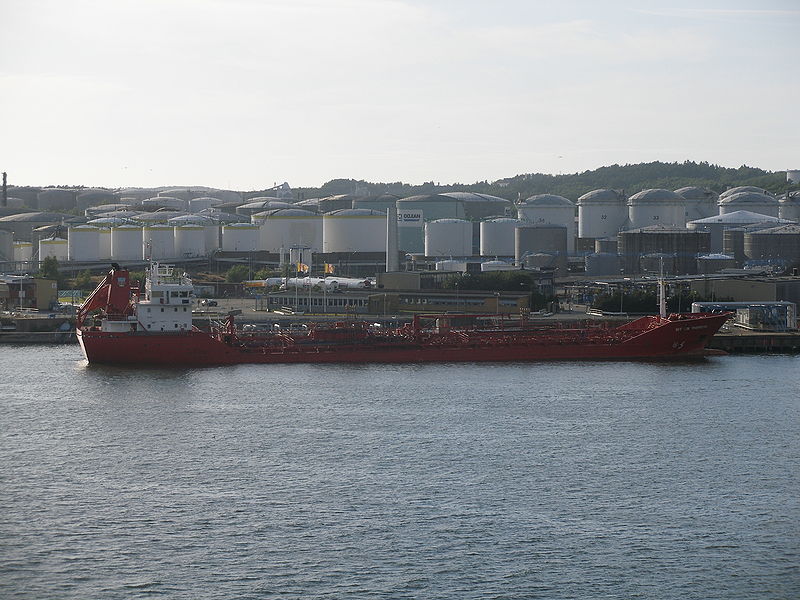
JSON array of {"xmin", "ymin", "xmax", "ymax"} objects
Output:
[{"xmin": 77, "ymin": 264, "xmax": 731, "ymax": 366}]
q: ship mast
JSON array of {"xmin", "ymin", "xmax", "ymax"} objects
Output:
[{"xmin": 658, "ymin": 257, "xmax": 667, "ymax": 319}]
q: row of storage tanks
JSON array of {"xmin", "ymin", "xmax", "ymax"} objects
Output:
[{"xmin": 4, "ymin": 186, "xmax": 799, "ymax": 265}]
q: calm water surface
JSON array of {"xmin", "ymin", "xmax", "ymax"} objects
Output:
[{"xmin": 1, "ymin": 346, "xmax": 798, "ymax": 599}]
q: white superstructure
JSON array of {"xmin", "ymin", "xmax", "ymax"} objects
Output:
[{"xmin": 102, "ymin": 263, "xmax": 195, "ymax": 334}]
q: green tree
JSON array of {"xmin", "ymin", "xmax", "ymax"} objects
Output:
[
  {"xmin": 225, "ymin": 265, "xmax": 250, "ymax": 283},
  {"xmin": 38, "ymin": 256, "xmax": 65, "ymax": 287},
  {"xmin": 74, "ymin": 270, "xmax": 93, "ymax": 290}
]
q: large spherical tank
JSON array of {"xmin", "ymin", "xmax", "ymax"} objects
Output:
[
  {"xmin": 174, "ymin": 225, "xmax": 206, "ymax": 258},
  {"xmin": 323, "ymin": 209, "xmax": 386, "ymax": 253},
  {"xmin": 141, "ymin": 196, "xmax": 187, "ymax": 211},
  {"xmin": 718, "ymin": 191, "xmax": 779, "ymax": 218},
  {"xmin": 111, "ymin": 225, "xmax": 143, "ymax": 261},
  {"xmin": 779, "ymin": 193, "xmax": 800, "ymax": 222},
  {"xmin": 627, "ymin": 189, "xmax": 686, "ymax": 229},
  {"xmin": 675, "ymin": 186, "xmax": 719, "ymax": 221},
  {"xmin": 188, "ymin": 197, "xmax": 223, "ymax": 212},
  {"xmin": 424, "ymin": 219, "xmax": 472, "ymax": 257},
  {"xmin": 38, "ymin": 237, "xmax": 68, "ymax": 262},
  {"xmin": 76, "ymin": 190, "xmax": 117, "ymax": 211},
  {"xmin": 439, "ymin": 192, "xmax": 513, "ymax": 220},
  {"xmin": 68, "ymin": 225, "xmax": 101, "ymax": 261},
  {"xmin": 254, "ymin": 209, "xmax": 322, "ymax": 252},
  {"xmin": 585, "ymin": 252, "xmax": 621, "ymax": 276},
  {"xmin": 576, "ymin": 189, "xmax": 628, "ymax": 239},
  {"xmin": 517, "ymin": 194, "xmax": 576, "ymax": 253},
  {"xmin": 222, "ymin": 223, "xmax": 260, "ymax": 252},
  {"xmin": 480, "ymin": 218, "xmax": 519, "ymax": 256},
  {"xmin": 37, "ymin": 189, "xmax": 75, "ymax": 211},
  {"xmin": 719, "ymin": 186, "xmax": 774, "ymax": 200},
  {"xmin": 0, "ymin": 229, "xmax": 13, "ymax": 260},
  {"xmin": 744, "ymin": 225, "xmax": 800, "ymax": 263},
  {"xmin": 142, "ymin": 225, "xmax": 175, "ymax": 260}
]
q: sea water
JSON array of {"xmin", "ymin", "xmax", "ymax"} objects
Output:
[{"xmin": 1, "ymin": 346, "xmax": 798, "ymax": 599}]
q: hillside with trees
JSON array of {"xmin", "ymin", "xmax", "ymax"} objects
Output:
[{"xmin": 287, "ymin": 161, "xmax": 788, "ymax": 202}]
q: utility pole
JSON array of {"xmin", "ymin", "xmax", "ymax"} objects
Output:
[{"xmin": 2, "ymin": 172, "xmax": 7, "ymax": 207}]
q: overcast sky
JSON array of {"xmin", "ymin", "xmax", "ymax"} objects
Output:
[{"xmin": 1, "ymin": 0, "xmax": 798, "ymax": 190}]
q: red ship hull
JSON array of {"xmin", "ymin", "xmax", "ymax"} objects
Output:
[{"xmin": 77, "ymin": 312, "xmax": 731, "ymax": 366}]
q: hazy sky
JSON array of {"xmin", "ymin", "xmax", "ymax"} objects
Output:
[{"xmin": 1, "ymin": 0, "xmax": 798, "ymax": 190}]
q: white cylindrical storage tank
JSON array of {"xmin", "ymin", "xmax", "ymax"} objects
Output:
[
  {"xmin": 675, "ymin": 186, "xmax": 719, "ymax": 221},
  {"xmin": 111, "ymin": 225, "xmax": 143, "ymax": 261},
  {"xmin": 0, "ymin": 230, "xmax": 12, "ymax": 261},
  {"xmin": 39, "ymin": 237, "xmax": 68, "ymax": 262},
  {"xmin": 576, "ymin": 189, "xmax": 628, "ymax": 240},
  {"xmin": 719, "ymin": 186, "xmax": 774, "ymax": 201},
  {"xmin": 779, "ymin": 193, "xmax": 800, "ymax": 222},
  {"xmin": 718, "ymin": 191, "xmax": 780, "ymax": 218},
  {"xmin": 435, "ymin": 259, "xmax": 467, "ymax": 272},
  {"xmin": 188, "ymin": 197, "xmax": 223, "ymax": 212},
  {"xmin": 253, "ymin": 209, "xmax": 323, "ymax": 253},
  {"xmin": 517, "ymin": 194, "xmax": 576, "ymax": 253},
  {"xmin": 13, "ymin": 241, "xmax": 33, "ymax": 266},
  {"xmin": 222, "ymin": 223, "xmax": 260, "ymax": 251},
  {"xmin": 424, "ymin": 218, "xmax": 473, "ymax": 257},
  {"xmin": 205, "ymin": 225, "xmax": 220, "ymax": 251},
  {"xmin": 142, "ymin": 225, "xmax": 175, "ymax": 260},
  {"xmin": 68, "ymin": 225, "xmax": 101, "ymax": 262},
  {"xmin": 323, "ymin": 209, "xmax": 386, "ymax": 253},
  {"xmin": 97, "ymin": 227, "xmax": 112, "ymax": 260},
  {"xmin": 174, "ymin": 225, "xmax": 206, "ymax": 257},
  {"xmin": 479, "ymin": 218, "xmax": 519, "ymax": 256},
  {"xmin": 141, "ymin": 196, "xmax": 187, "ymax": 211},
  {"xmin": 627, "ymin": 189, "xmax": 686, "ymax": 229}
]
